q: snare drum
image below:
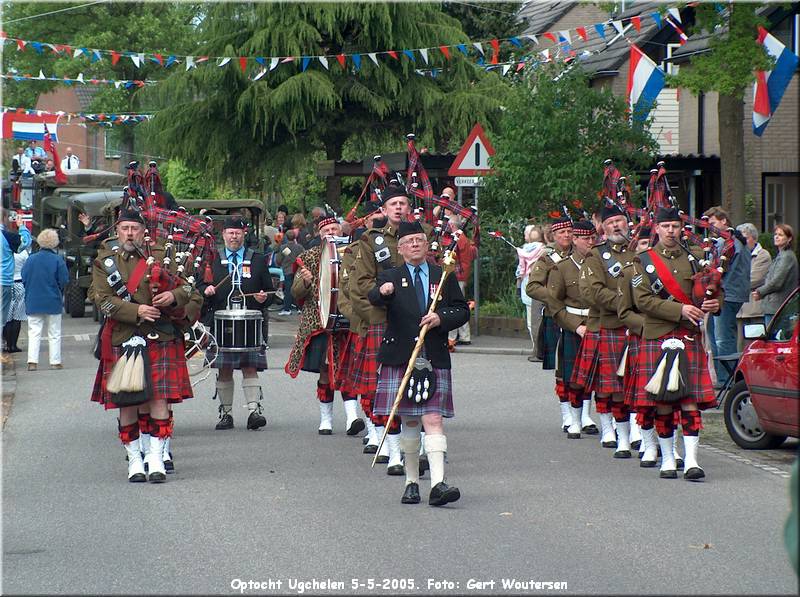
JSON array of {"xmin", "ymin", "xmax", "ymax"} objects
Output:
[
  {"xmin": 318, "ymin": 235, "xmax": 350, "ymax": 331},
  {"xmin": 213, "ymin": 309, "xmax": 264, "ymax": 352}
]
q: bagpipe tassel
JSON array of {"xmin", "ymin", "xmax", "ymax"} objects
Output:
[
  {"xmin": 106, "ymin": 353, "xmax": 128, "ymax": 394},
  {"xmin": 127, "ymin": 349, "xmax": 146, "ymax": 392},
  {"xmin": 616, "ymin": 344, "xmax": 628, "ymax": 377}
]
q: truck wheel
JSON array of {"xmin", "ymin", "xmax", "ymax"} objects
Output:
[{"xmin": 65, "ymin": 281, "xmax": 87, "ymax": 318}]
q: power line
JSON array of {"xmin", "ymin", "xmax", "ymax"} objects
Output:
[
  {"xmin": 448, "ymin": 1, "xmax": 520, "ymax": 16},
  {"xmin": 3, "ymin": 1, "xmax": 108, "ymax": 25}
]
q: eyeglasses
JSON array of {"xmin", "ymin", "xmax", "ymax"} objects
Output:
[{"xmin": 399, "ymin": 237, "xmax": 426, "ymax": 247}]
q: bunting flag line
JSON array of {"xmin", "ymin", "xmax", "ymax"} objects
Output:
[
  {"xmin": 2, "ymin": 106, "xmax": 154, "ymax": 126},
  {"xmin": 2, "ymin": 72, "xmax": 153, "ymax": 88},
  {"xmin": 0, "ymin": 5, "xmax": 686, "ymax": 77}
]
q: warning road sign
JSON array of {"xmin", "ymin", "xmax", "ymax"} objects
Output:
[{"xmin": 447, "ymin": 123, "xmax": 495, "ymax": 177}]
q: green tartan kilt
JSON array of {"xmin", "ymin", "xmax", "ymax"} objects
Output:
[
  {"xmin": 555, "ymin": 328, "xmax": 580, "ymax": 382},
  {"xmin": 538, "ymin": 314, "xmax": 558, "ymax": 370}
]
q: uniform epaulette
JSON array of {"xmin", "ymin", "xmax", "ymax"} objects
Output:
[
  {"xmin": 543, "ymin": 246, "xmax": 555, "ymax": 256},
  {"xmin": 635, "ymin": 247, "xmax": 651, "ymax": 255}
]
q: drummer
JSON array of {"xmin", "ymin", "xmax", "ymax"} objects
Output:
[
  {"xmin": 200, "ymin": 216, "xmax": 274, "ymax": 431},
  {"xmin": 285, "ymin": 214, "xmax": 365, "ymax": 437}
]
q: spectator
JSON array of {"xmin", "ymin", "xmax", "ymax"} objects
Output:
[
  {"xmin": 704, "ymin": 206, "xmax": 752, "ymax": 387},
  {"xmin": 21, "ymin": 229, "xmax": 69, "ymax": 370},
  {"xmin": 291, "ymin": 213, "xmax": 312, "ymax": 247},
  {"xmin": 61, "ymin": 147, "xmax": 80, "ymax": 171},
  {"xmin": 306, "ymin": 206, "xmax": 326, "ymax": 248},
  {"xmin": 275, "ymin": 229, "xmax": 304, "ymax": 315},
  {"xmin": 3, "ymin": 247, "xmax": 29, "ymax": 353},
  {"xmin": 44, "ymin": 159, "xmax": 55, "ymax": 172},
  {"xmin": 24, "ymin": 141, "xmax": 46, "ymax": 159},
  {"xmin": 262, "ymin": 211, "xmax": 279, "ymax": 246},
  {"xmin": 1, "ymin": 208, "xmax": 32, "ymax": 360},
  {"xmin": 517, "ymin": 224, "xmax": 546, "ymax": 361},
  {"xmin": 736, "ymin": 222, "xmax": 772, "ymax": 343},
  {"xmin": 10, "ymin": 147, "xmax": 26, "ymax": 177},
  {"xmin": 753, "ymin": 223, "xmax": 799, "ymax": 327}
]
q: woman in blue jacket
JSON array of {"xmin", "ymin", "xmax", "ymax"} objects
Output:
[{"xmin": 21, "ymin": 229, "xmax": 69, "ymax": 371}]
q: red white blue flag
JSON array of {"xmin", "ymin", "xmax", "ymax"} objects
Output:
[
  {"xmin": 627, "ymin": 44, "xmax": 666, "ymax": 123},
  {"xmin": 0, "ymin": 111, "xmax": 60, "ymax": 140},
  {"xmin": 752, "ymin": 26, "xmax": 799, "ymax": 136}
]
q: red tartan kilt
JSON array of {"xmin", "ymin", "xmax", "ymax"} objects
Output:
[
  {"xmin": 91, "ymin": 338, "xmax": 193, "ymax": 409},
  {"xmin": 336, "ymin": 332, "xmax": 362, "ymax": 394},
  {"xmin": 570, "ymin": 330, "xmax": 601, "ymax": 390},
  {"xmin": 350, "ymin": 323, "xmax": 385, "ymax": 396},
  {"xmin": 634, "ymin": 333, "xmax": 715, "ymax": 410},
  {"xmin": 623, "ymin": 336, "xmax": 640, "ymax": 407},
  {"xmin": 594, "ymin": 327, "xmax": 627, "ymax": 394}
]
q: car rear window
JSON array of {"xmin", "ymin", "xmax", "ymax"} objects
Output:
[{"xmin": 768, "ymin": 294, "xmax": 799, "ymax": 342}]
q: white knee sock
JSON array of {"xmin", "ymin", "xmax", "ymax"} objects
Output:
[
  {"xmin": 425, "ymin": 434, "xmax": 447, "ymax": 486},
  {"xmin": 241, "ymin": 377, "xmax": 262, "ymax": 412},
  {"xmin": 216, "ymin": 380, "xmax": 234, "ymax": 414},
  {"xmin": 400, "ymin": 422, "xmax": 422, "ymax": 485}
]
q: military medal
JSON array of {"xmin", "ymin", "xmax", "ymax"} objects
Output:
[{"xmin": 401, "ymin": 278, "xmax": 408, "ymax": 287}]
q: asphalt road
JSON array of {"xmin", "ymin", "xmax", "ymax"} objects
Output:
[{"xmin": 2, "ymin": 314, "xmax": 797, "ymax": 595}]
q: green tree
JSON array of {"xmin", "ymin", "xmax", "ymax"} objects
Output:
[
  {"xmin": 670, "ymin": 4, "xmax": 774, "ymax": 221},
  {"xmin": 2, "ymin": 1, "xmax": 198, "ymax": 162},
  {"xmin": 146, "ymin": 2, "xmax": 509, "ymax": 210},
  {"xmin": 162, "ymin": 159, "xmax": 206, "ymax": 199},
  {"xmin": 483, "ymin": 62, "xmax": 657, "ymax": 221},
  {"xmin": 442, "ymin": 1, "xmax": 525, "ymax": 41}
]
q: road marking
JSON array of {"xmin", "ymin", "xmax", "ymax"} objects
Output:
[
  {"xmin": 72, "ymin": 334, "xmax": 91, "ymax": 342},
  {"xmin": 701, "ymin": 443, "xmax": 792, "ymax": 479}
]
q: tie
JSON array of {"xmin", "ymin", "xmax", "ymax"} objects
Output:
[
  {"xmin": 230, "ymin": 253, "xmax": 239, "ymax": 276},
  {"xmin": 414, "ymin": 266, "xmax": 426, "ymax": 313}
]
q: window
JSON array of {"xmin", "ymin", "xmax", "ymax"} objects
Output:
[
  {"xmin": 765, "ymin": 180, "xmax": 785, "ymax": 230},
  {"xmin": 663, "ymin": 43, "xmax": 682, "ymax": 76},
  {"xmin": 104, "ymin": 129, "xmax": 122, "ymax": 159},
  {"xmin": 768, "ymin": 293, "xmax": 799, "ymax": 342}
]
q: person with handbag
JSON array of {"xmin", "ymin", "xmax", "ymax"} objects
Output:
[
  {"xmin": 88, "ymin": 209, "xmax": 203, "ymax": 483},
  {"xmin": 368, "ymin": 221, "xmax": 470, "ymax": 506}
]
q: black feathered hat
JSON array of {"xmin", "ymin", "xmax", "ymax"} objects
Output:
[
  {"xmin": 398, "ymin": 220, "xmax": 425, "ymax": 239},
  {"xmin": 117, "ymin": 208, "xmax": 145, "ymax": 225},
  {"xmin": 655, "ymin": 207, "xmax": 681, "ymax": 223},
  {"xmin": 601, "ymin": 203, "xmax": 626, "ymax": 222},
  {"xmin": 223, "ymin": 216, "xmax": 247, "ymax": 230}
]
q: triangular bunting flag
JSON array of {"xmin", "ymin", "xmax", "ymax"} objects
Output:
[
  {"xmin": 541, "ymin": 49, "xmax": 550, "ymax": 60},
  {"xmin": 111, "ymin": 50, "xmax": 120, "ymax": 65},
  {"xmin": 490, "ymin": 39, "xmax": 499, "ymax": 64},
  {"xmin": 612, "ymin": 20, "xmax": 625, "ymax": 35},
  {"xmin": 301, "ymin": 56, "xmax": 311, "ymax": 71},
  {"xmin": 419, "ymin": 48, "xmax": 429, "ymax": 64},
  {"xmin": 631, "ymin": 16, "xmax": 642, "ymax": 32},
  {"xmin": 367, "ymin": 52, "xmax": 379, "ymax": 66},
  {"xmin": 129, "ymin": 52, "xmax": 141, "ymax": 67},
  {"xmin": 77, "ymin": 73, "xmax": 85, "ymax": 84},
  {"xmin": 253, "ymin": 68, "xmax": 267, "ymax": 81},
  {"xmin": 114, "ymin": 81, "xmax": 122, "ymax": 89},
  {"xmin": 456, "ymin": 44, "xmax": 468, "ymax": 55},
  {"xmin": 37, "ymin": 70, "xmax": 45, "ymax": 80},
  {"xmin": 255, "ymin": 57, "xmax": 266, "ymax": 66},
  {"xmin": 668, "ymin": 8, "xmax": 681, "ymax": 23},
  {"xmin": 239, "ymin": 57, "xmax": 247, "ymax": 72},
  {"xmin": 558, "ymin": 30, "xmax": 572, "ymax": 45},
  {"xmin": 524, "ymin": 34, "xmax": 538, "ymax": 45},
  {"xmin": 186, "ymin": 56, "xmax": 196, "ymax": 70},
  {"xmin": 196, "ymin": 56, "xmax": 209, "ymax": 63},
  {"xmin": 576, "ymin": 27, "xmax": 588, "ymax": 41},
  {"xmin": 595, "ymin": 23, "xmax": 607, "ymax": 40},
  {"xmin": 502, "ymin": 64, "xmax": 511, "ymax": 76},
  {"xmin": 509, "ymin": 37, "xmax": 522, "ymax": 47},
  {"xmin": 152, "ymin": 53, "xmax": 164, "ymax": 65},
  {"xmin": 472, "ymin": 42, "xmax": 484, "ymax": 55},
  {"xmin": 73, "ymin": 47, "xmax": 84, "ymax": 58},
  {"xmin": 651, "ymin": 12, "xmax": 663, "ymax": 29},
  {"xmin": 270, "ymin": 57, "xmax": 280, "ymax": 71},
  {"xmin": 280, "ymin": 56, "xmax": 294, "ymax": 64},
  {"xmin": 91, "ymin": 49, "xmax": 103, "ymax": 63},
  {"xmin": 388, "ymin": 50, "xmax": 399, "ymax": 60},
  {"xmin": 402, "ymin": 49, "xmax": 415, "ymax": 62},
  {"xmin": 166, "ymin": 55, "xmax": 177, "ymax": 68},
  {"xmin": 516, "ymin": 61, "xmax": 525, "ymax": 72},
  {"xmin": 30, "ymin": 41, "xmax": 43, "ymax": 54},
  {"xmin": 439, "ymin": 45, "xmax": 451, "ymax": 59},
  {"xmin": 318, "ymin": 56, "xmax": 329, "ymax": 69},
  {"xmin": 218, "ymin": 57, "xmax": 231, "ymax": 67},
  {"xmin": 352, "ymin": 54, "xmax": 362, "ymax": 69}
]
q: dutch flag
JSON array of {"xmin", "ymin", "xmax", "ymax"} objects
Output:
[
  {"xmin": 0, "ymin": 112, "xmax": 60, "ymax": 141},
  {"xmin": 627, "ymin": 44, "xmax": 666, "ymax": 123},
  {"xmin": 753, "ymin": 26, "xmax": 799, "ymax": 136}
]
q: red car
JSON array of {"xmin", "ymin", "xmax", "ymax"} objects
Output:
[{"xmin": 723, "ymin": 287, "xmax": 800, "ymax": 449}]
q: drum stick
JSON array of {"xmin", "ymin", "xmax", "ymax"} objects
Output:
[{"xmin": 241, "ymin": 291, "xmax": 280, "ymax": 297}]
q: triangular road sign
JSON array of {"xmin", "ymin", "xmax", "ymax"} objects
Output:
[{"xmin": 448, "ymin": 123, "xmax": 495, "ymax": 176}]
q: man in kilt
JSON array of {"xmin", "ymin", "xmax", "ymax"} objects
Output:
[
  {"xmin": 336, "ymin": 202, "xmax": 386, "ymax": 450},
  {"xmin": 200, "ymin": 216, "xmax": 274, "ymax": 431},
  {"xmin": 89, "ymin": 209, "xmax": 203, "ymax": 483},
  {"xmin": 351, "ymin": 183, "xmax": 413, "ymax": 475},
  {"xmin": 369, "ymin": 221, "xmax": 469, "ymax": 506},
  {"xmin": 576, "ymin": 203, "xmax": 637, "ymax": 455},
  {"xmin": 285, "ymin": 216, "xmax": 363, "ymax": 436},
  {"xmin": 547, "ymin": 220, "xmax": 596, "ymax": 440},
  {"xmin": 631, "ymin": 207, "xmax": 722, "ymax": 481},
  {"xmin": 526, "ymin": 216, "xmax": 592, "ymax": 433}
]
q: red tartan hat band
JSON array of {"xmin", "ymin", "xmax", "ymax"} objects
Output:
[
  {"xmin": 317, "ymin": 216, "xmax": 338, "ymax": 231},
  {"xmin": 550, "ymin": 219, "xmax": 573, "ymax": 232}
]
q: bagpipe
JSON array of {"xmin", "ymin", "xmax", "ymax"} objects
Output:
[{"xmin": 344, "ymin": 155, "xmax": 390, "ymax": 223}]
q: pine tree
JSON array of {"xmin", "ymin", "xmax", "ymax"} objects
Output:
[{"xmin": 146, "ymin": 2, "xmax": 509, "ymax": 208}]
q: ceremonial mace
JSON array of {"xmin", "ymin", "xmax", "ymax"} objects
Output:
[{"xmin": 371, "ymin": 231, "xmax": 462, "ymax": 467}]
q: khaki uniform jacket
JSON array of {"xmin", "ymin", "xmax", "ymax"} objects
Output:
[
  {"xmin": 579, "ymin": 242, "xmax": 635, "ymax": 332},
  {"xmin": 631, "ymin": 242, "xmax": 725, "ymax": 340},
  {"xmin": 616, "ymin": 263, "xmax": 644, "ymax": 337},
  {"xmin": 525, "ymin": 245, "xmax": 571, "ymax": 316},
  {"xmin": 89, "ymin": 239, "xmax": 203, "ymax": 346},
  {"xmin": 337, "ymin": 239, "xmax": 364, "ymax": 335},
  {"xmin": 548, "ymin": 253, "xmax": 590, "ymax": 333}
]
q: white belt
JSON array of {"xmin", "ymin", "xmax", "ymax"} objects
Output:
[{"xmin": 566, "ymin": 306, "xmax": 589, "ymax": 316}]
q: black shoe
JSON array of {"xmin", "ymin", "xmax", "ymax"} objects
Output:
[
  {"xmin": 456, "ymin": 340, "xmax": 471, "ymax": 345},
  {"xmin": 640, "ymin": 459, "xmax": 657, "ymax": 468},
  {"xmin": 429, "ymin": 482, "xmax": 461, "ymax": 506},
  {"xmin": 614, "ymin": 450, "xmax": 632, "ymax": 459},
  {"xmin": 363, "ymin": 444, "xmax": 378, "ymax": 454},
  {"xmin": 630, "ymin": 440, "xmax": 642, "ymax": 451},
  {"xmin": 562, "ymin": 425, "xmax": 569, "ymax": 433},
  {"xmin": 401, "ymin": 482, "xmax": 421, "ymax": 504},
  {"xmin": 528, "ymin": 355, "xmax": 542, "ymax": 363},
  {"xmin": 247, "ymin": 411, "xmax": 267, "ymax": 430},
  {"xmin": 164, "ymin": 454, "xmax": 174, "ymax": 473},
  {"xmin": 387, "ymin": 464, "xmax": 404, "ymax": 476},
  {"xmin": 684, "ymin": 467, "xmax": 705, "ymax": 481},
  {"xmin": 675, "ymin": 457, "xmax": 685, "ymax": 470},
  {"xmin": 375, "ymin": 454, "xmax": 389, "ymax": 464},
  {"xmin": 418, "ymin": 455, "xmax": 429, "ymax": 477},
  {"xmin": 128, "ymin": 473, "xmax": 146, "ymax": 483},
  {"xmin": 148, "ymin": 471, "xmax": 167, "ymax": 483},
  {"xmin": 346, "ymin": 418, "xmax": 365, "ymax": 436},
  {"xmin": 602, "ymin": 440, "xmax": 618, "ymax": 448},
  {"xmin": 318, "ymin": 428, "xmax": 332, "ymax": 435},
  {"xmin": 659, "ymin": 469, "xmax": 678, "ymax": 479},
  {"xmin": 567, "ymin": 431, "xmax": 581, "ymax": 439},
  {"xmin": 8, "ymin": 346, "xmax": 21, "ymax": 353},
  {"xmin": 362, "ymin": 435, "xmax": 369, "ymax": 445},
  {"xmin": 215, "ymin": 414, "xmax": 234, "ymax": 430},
  {"xmin": 582, "ymin": 425, "xmax": 599, "ymax": 435}
]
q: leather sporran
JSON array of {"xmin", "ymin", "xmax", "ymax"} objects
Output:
[{"xmin": 407, "ymin": 357, "xmax": 436, "ymax": 403}]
